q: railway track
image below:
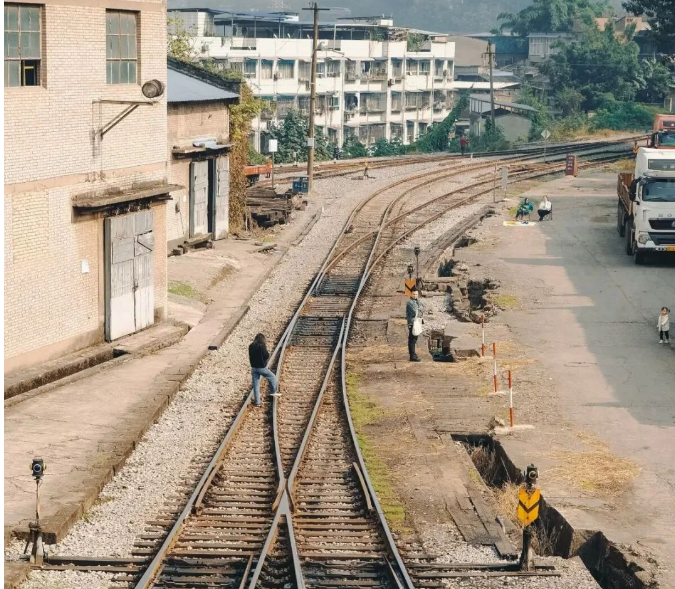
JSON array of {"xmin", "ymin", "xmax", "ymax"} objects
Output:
[
  {"xmin": 32, "ymin": 139, "xmax": 635, "ymax": 589},
  {"xmin": 260, "ymin": 134, "xmax": 644, "ymax": 186}
]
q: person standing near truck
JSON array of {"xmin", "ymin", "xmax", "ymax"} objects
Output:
[{"xmin": 658, "ymin": 307, "xmax": 670, "ymax": 344}]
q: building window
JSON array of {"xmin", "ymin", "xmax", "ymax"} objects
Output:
[
  {"xmin": 244, "ymin": 58, "xmax": 257, "ymax": 77},
  {"xmin": 434, "ymin": 59, "xmax": 444, "ymax": 77},
  {"xmin": 260, "ymin": 60, "xmax": 273, "ymax": 79},
  {"xmin": 326, "ymin": 60, "xmax": 340, "ymax": 77},
  {"xmin": 106, "ymin": 10, "xmax": 137, "ymax": 84},
  {"xmin": 299, "ymin": 60, "xmax": 310, "ymax": 80},
  {"xmin": 391, "ymin": 59, "xmax": 402, "ymax": 79},
  {"xmin": 419, "ymin": 60, "xmax": 430, "ymax": 75},
  {"xmin": 276, "ymin": 59, "xmax": 294, "ymax": 79},
  {"xmin": 4, "ymin": 4, "xmax": 41, "ymax": 87}
]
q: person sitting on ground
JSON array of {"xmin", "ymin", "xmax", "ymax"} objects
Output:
[
  {"xmin": 406, "ymin": 288, "xmax": 424, "ymax": 362},
  {"xmin": 248, "ymin": 333, "xmax": 280, "ymax": 407},
  {"xmin": 537, "ymin": 196, "xmax": 552, "ymax": 221},
  {"xmin": 515, "ymin": 197, "xmax": 533, "ymax": 221}
]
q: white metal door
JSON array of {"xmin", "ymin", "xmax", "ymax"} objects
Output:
[
  {"xmin": 213, "ymin": 155, "xmax": 229, "ymax": 239},
  {"xmin": 105, "ymin": 215, "xmax": 135, "ymax": 340},
  {"xmin": 133, "ymin": 210, "xmax": 154, "ymax": 331},
  {"xmin": 190, "ymin": 161, "xmax": 209, "ymax": 237},
  {"xmin": 105, "ymin": 211, "xmax": 155, "ymax": 341}
]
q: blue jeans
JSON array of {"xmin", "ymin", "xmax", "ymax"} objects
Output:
[{"xmin": 251, "ymin": 367, "xmax": 277, "ymax": 404}]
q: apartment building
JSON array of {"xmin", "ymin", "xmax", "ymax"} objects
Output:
[
  {"xmin": 4, "ymin": 0, "xmax": 176, "ymax": 372},
  {"xmin": 169, "ymin": 9, "xmax": 515, "ymax": 151}
]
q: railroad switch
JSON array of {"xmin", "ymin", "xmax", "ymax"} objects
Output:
[
  {"xmin": 25, "ymin": 457, "xmax": 46, "ymax": 565},
  {"xmin": 518, "ymin": 463, "xmax": 541, "ymax": 572}
]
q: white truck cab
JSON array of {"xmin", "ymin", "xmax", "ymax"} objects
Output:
[{"xmin": 617, "ymin": 148, "xmax": 675, "ymax": 264}]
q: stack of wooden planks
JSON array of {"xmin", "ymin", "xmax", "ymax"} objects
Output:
[{"xmin": 246, "ymin": 186, "xmax": 304, "ymax": 227}]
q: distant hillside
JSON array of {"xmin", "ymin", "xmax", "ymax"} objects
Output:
[{"xmin": 173, "ymin": 0, "xmax": 628, "ymax": 34}]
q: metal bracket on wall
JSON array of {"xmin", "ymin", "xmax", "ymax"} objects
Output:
[{"xmin": 94, "ymin": 100, "xmax": 154, "ymax": 138}]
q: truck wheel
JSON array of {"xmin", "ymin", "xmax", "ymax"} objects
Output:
[
  {"xmin": 634, "ymin": 249, "xmax": 646, "ymax": 265},
  {"xmin": 617, "ymin": 203, "xmax": 625, "ymax": 237},
  {"xmin": 624, "ymin": 220, "xmax": 634, "ymax": 255}
]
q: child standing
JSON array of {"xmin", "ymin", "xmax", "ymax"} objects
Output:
[{"xmin": 658, "ymin": 307, "xmax": 670, "ymax": 344}]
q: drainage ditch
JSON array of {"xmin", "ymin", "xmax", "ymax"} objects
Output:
[{"xmin": 454, "ymin": 434, "xmax": 655, "ymax": 589}]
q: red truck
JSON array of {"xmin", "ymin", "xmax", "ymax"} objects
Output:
[{"xmin": 647, "ymin": 114, "xmax": 675, "ymax": 149}]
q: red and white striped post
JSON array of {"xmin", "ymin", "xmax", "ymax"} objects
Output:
[
  {"xmin": 481, "ymin": 316, "xmax": 486, "ymax": 357},
  {"xmin": 508, "ymin": 370, "xmax": 514, "ymax": 427},
  {"xmin": 492, "ymin": 342, "xmax": 498, "ymax": 393}
]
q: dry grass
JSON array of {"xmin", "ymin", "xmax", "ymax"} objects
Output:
[
  {"xmin": 209, "ymin": 264, "xmax": 235, "ymax": 289},
  {"xmin": 492, "ymin": 294, "xmax": 519, "ymax": 310},
  {"xmin": 548, "ymin": 434, "xmax": 639, "ymax": 497},
  {"xmin": 494, "ymin": 481, "xmax": 522, "ymax": 527}
]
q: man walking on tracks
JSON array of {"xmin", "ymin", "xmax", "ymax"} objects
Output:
[
  {"xmin": 248, "ymin": 333, "xmax": 280, "ymax": 406},
  {"xmin": 406, "ymin": 288, "xmax": 424, "ymax": 362}
]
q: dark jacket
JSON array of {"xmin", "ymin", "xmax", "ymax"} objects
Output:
[{"xmin": 249, "ymin": 341, "xmax": 270, "ymax": 368}]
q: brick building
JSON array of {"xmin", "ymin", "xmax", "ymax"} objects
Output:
[
  {"xmin": 166, "ymin": 57, "xmax": 239, "ymax": 251},
  {"xmin": 4, "ymin": 0, "xmax": 177, "ymax": 373}
]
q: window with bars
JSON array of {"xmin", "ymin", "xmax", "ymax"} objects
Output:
[
  {"xmin": 4, "ymin": 4, "xmax": 41, "ymax": 87},
  {"xmin": 299, "ymin": 61, "xmax": 310, "ymax": 80},
  {"xmin": 434, "ymin": 60, "xmax": 444, "ymax": 77},
  {"xmin": 106, "ymin": 10, "xmax": 137, "ymax": 84}
]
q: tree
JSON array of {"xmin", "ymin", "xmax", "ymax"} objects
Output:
[
  {"xmin": 167, "ymin": 17, "xmax": 197, "ymax": 61},
  {"xmin": 371, "ymin": 137, "xmax": 402, "ymax": 157},
  {"xmin": 555, "ymin": 87, "xmax": 585, "ymax": 116},
  {"xmin": 540, "ymin": 23, "xmax": 642, "ymax": 108},
  {"xmin": 498, "ymin": 0, "xmax": 611, "ymax": 36},
  {"xmin": 267, "ymin": 110, "xmax": 331, "ymax": 164},
  {"xmin": 623, "ymin": 0, "xmax": 675, "ymax": 50},
  {"xmin": 635, "ymin": 57, "xmax": 672, "ymax": 103},
  {"xmin": 592, "ymin": 96, "xmax": 661, "ymax": 129},
  {"xmin": 342, "ymin": 135, "xmax": 368, "ymax": 158},
  {"xmin": 410, "ymin": 93, "xmax": 469, "ymax": 153}
]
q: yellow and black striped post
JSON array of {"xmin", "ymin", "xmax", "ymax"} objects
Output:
[{"xmin": 518, "ymin": 464, "xmax": 540, "ymax": 571}]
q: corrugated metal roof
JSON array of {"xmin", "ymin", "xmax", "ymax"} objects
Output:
[
  {"xmin": 470, "ymin": 94, "xmax": 537, "ymax": 113},
  {"xmin": 167, "ymin": 68, "xmax": 239, "ymax": 103}
]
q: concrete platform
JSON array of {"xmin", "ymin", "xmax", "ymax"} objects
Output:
[
  {"xmin": 3, "ymin": 200, "xmax": 323, "ymax": 556},
  {"xmin": 454, "ymin": 172, "xmax": 675, "ymax": 587}
]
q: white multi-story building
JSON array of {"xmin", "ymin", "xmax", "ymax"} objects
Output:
[{"xmin": 169, "ymin": 9, "xmax": 515, "ymax": 151}]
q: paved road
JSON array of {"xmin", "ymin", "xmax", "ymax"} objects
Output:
[{"xmin": 486, "ymin": 173, "xmax": 675, "ymax": 585}]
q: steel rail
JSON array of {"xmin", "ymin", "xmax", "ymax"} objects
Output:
[
  {"xmin": 131, "ymin": 141, "xmax": 631, "ymax": 589},
  {"xmin": 261, "ymin": 134, "xmax": 645, "ymax": 184},
  {"xmin": 331, "ymin": 141, "xmax": 634, "ymax": 589},
  {"xmin": 131, "ymin": 140, "xmax": 485, "ymax": 589}
]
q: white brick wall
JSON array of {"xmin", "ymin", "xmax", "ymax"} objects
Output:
[{"xmin": 4, "ymin": 0, "xmax": 170, "ymax": 370}]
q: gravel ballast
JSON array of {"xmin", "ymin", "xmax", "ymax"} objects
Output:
[
  {"xmin": 10, "ymin": 159, "xmax": 600, "ymax": 589},
  {"xmin": 7, "ymin": 159, "xmax": 467, "ymax": 589}
]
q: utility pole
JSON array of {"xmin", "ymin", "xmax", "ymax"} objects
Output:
[
  {"xmin": 487, "ymin": 41, "xmax": 496, "ymax": 133},
  {"xmin": 302, "ymin": 2, "xmax": 328, "ymax": 194}
]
